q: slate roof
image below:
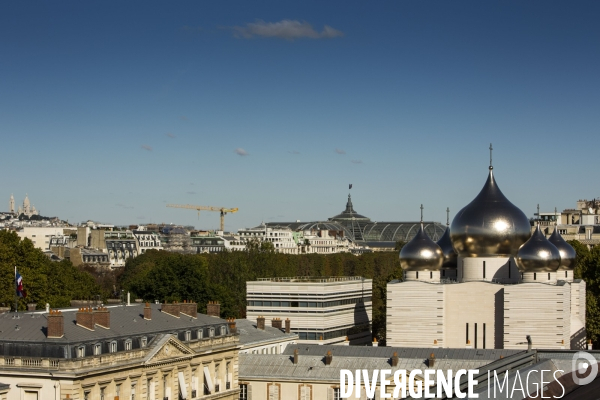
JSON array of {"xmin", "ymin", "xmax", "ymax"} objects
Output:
[
  {"xmin": 0, "ymin": 303, "xmax": 228, "ymax": 344},
  {"xmin": 235, "ymin": 319, "xmax": 297, "ymax": 346},
  {"xmin": 239, "ymin": 344, "xmax": 522, "ymax": 381}
]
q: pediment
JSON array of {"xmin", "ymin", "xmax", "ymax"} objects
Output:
[{"xmin": 144, "ymin": 335, "xmax": 194, "ymax": 365}]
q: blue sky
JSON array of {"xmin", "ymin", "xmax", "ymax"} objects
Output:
[{"xmin": 2, "ymin": 1, "xmax": 599, "ymax": 230}]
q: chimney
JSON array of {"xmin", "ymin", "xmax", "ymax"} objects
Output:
[
  {"xmin": 526, "ymin": 335, "xmax": 532, "ymax": 352},
  {"xmin": 47, "ymin": 310, "xmax": 64, "ymax": 338},
  {"xmin": 27, "ymin": 303, "xmax": 37, "ymax": 312},
  {"xmin": 285, "ymin": 318, "xmax": 291, "ymax": 334},
  {"xmin": 372, "ymin": 337, "xmax": 378, "ymax": 347},
  {"xmin": 293, "ymin": 349, "xmax": 299, "ymax": 365},
  {"xmin": 227, "ymin": 318, "xmax": 237, "ymax": 334},
  {"xmin": 428, "ymin": 353, "xmax": 436, "ymax": 368},
  {"xmin": 391, "ymin": 352, "xmax": 399, "ymax": 367},
  {"xmin": 161, "ymin": 301, "xmax": 181, "ymax": 318},
  {"xmin": 325, "ymin": 351, "xmax": 333, "ymax": 366},
  {"xmin": 76, "ymin": 307, "xmax": 95, "ymax": 330},
  {"xmin": 271, "ymin": 318, "xmax": 282, "ymax": 329},
  {"xmin": 180, "ymin": 300, "xmax": 197, "ymax": 318},
  {"xmin": 94, "ymin": 306, "xmax": 110, "ymax": 329},
  {"xmin": 207, "ymin": 301, "xmax": 220, "ymax": 318},
  {"xmin": 257, "ymin": 316, "xmax": 265, "ymax": 330},
  {"xmin": 143, "ymin": 302, "xmax": 152, "ymax": 320}
]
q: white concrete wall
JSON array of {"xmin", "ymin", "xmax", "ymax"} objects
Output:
[
  {"xmin": 386, "ymin": 281, "xmax": 444, "ymax": 348},
  {"xmin": 504, "ymin": 283, "xmax": 570, "ymax": 349},
  {"xmin": 18, "ymin": 227, "xmax": 69, "ymax": 250},
  {"xmin": 459, "ymin": 256, "xmax": 517, "ymax": 283}
]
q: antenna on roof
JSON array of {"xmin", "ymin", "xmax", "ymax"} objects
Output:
[
  {"xmin": 537, "ymin": 204, "xmax": 540, "ymax": 225},
  {"xmin": 446, "ymin": 207, "xmax": 450, "ymax": 226},
  {"xmin": 489, "ymin": 143, "xmax": 493, "ymax": 170},
  {"xmin": 420, "ymin": 204, "xmax": 424, "ymax": 224}
]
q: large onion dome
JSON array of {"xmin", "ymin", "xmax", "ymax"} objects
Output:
[
  {"xmin": 548, "ymin": 226, "xmax": 576, "ymax": 271},
  {"xmin": 450, "ymin": 167, "xmax": 531, "ymax": 257},
  {"xmin": 400, "ymin": 223, "xmax": 443, "ymax": 271},
  {"xmin": 437, "ymin": 226, "xmax": 457, "ymax": 270},
  {"xmin": 515, "ymin": 225, "xmax": 561, "ymax": 273}
]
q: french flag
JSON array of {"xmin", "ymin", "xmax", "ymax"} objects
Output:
[{"xmin": 16, "ymin": 271, "xmax": 26, "ymax": 298}]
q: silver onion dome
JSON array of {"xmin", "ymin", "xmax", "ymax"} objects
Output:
[
  {"xmin": 548, "ymin": 226, "xmax": 576, "ymax": 271},
  {"xmin": 515, "ymin": 225, "xmax": 561, "ymax": 273},
  {"xmin": 450, "ymin": 167, "xmax": 531, "ymax": 257},
  {"xmin": 400, "ymin": 223, "xmax": 444, "ymax": 272},
  {"xmin": 437, "ymin": 226, "xmax": 457, "ymax": 270}
]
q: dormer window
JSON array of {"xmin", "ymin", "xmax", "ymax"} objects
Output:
[
  {"xmin": 110, "ymin": 341, "xmax": 117, "ymax": 353},
  {"xmin": 209, "ymin": 327, "xmax": 215, "ymax": 337},
  {"xmin": 220, "ymin": 326, "xmax": 226, "ymax": 336},
  {"xmin": 94, "ymin": 343, "xmax": 102, "ymax": 355},
  {"xmin": 78, "ymin": 346, "xmax": 85, "ymax": 358},
  {"xmin": 198, "ymin": 329, "xmax": 204, "ymax": 339},
  {"xmin": 185, "ymin": 331, "xmax": 191, "ymax": 341},
  {"xmin": 141, "ymin": 337, "xmax": 147, "ymax": 348},
  {"xmin": 125, "ymin": 339, "xmax": 132, "ymax": 351}
]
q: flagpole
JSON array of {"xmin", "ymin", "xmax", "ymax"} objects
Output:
[{"xmin": 14, "ymin": 266, "xmax": 17, "ymax": 313}]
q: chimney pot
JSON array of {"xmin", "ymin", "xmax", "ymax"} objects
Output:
[
  {"xmin": 47, "ymin": 309, "xmax": 64, "ymax": 338},
  {"xmin": 293, "ymin": 349, "xmax": 299, "ymax": 364},
  {"xmin": 325, "ymin": 350, "xmax": 333, "ymax": 365},
  {"xmin": 285, "ymin": 318, "xmax": 291, "ymax": 334},
  {"xmin": 391, "ymin": 352, "xmax": 399, "ymax": 367},
  {"xmin": 207, "ymin": 301, "xmax": 220, "ymax": 318},
  {"xmin": 94, "ymin": 307, "xmax": 110, "ymax": 329},
  {"xmin": 161, "ymin": 302, "xmax": 181, "ymax": 318},
  {"xmin": 257, "ymin": 316, "xmax": 266, "ymax": 330},
  {"xmin": 76, "ymin": 307, "xmax": 95, "ymax": 330},
  {"xmin": 428, "ymin": 353, "xmax": 436, "ymax": 368},
  {"xmin": 144, "ymin": 302, "xmax": 152, "ymax": 320}
]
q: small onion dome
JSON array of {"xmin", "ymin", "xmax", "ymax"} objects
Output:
[
  {"xmin": 548, "ymin": 226, "xmax": 576, "ymax": 271},
  {"xmin": 436, "ymin": 227, "xmax": 457, "ymax": 270},
  {"xmin": 400, "ymin": 223, "xmax": 444, "ymax": 271},
  {"xmin": 451, "ymin": 168, "xmax": 531, "ymax": 257},
  {"xmin": 515, "ymin": 225, "xmax": 561, "ymax": 273}
]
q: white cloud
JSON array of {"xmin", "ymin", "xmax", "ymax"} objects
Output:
[
  {"xmin": 335, "ymin": 148, "xmax": 346, "ymax": 155},
  {"xmin": 235, "ymin": 148, "xmax": 249, "ymax": 156},
  {"xmin": 166, "ymin": 132, "xmax": 176, "ymax": 138},
  {"xmin": 351, "ymin": 159, "xmax": 363, "ymax": 164},
  {"xmin": 141, "ymin": 144, "xmax": 153, "ymax": 151},
  {"xmin": 233, "ymin": 20, "xmax": 344, "ymax": 40}
]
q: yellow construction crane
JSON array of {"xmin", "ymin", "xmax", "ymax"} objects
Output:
[{"xmin": 166, "ymin": 204, "xmax": 238, "ymax": 231}]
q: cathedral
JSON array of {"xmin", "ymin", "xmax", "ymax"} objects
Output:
[
  {"xmin": 387, "ymin": 148, "xmax": 586, "ymax": 350},
  {"xmin": 10, "ymin": 193, "xmax": 39, "ymax": 217}
]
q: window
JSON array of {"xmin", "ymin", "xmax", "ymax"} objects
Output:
[
  {"xmin": 78, "ymin": 346, "xmax": 85, "ymax": 358},
  {"xmin": 94, "ymin": 343, "xmax": 102, "ymax": 355},
  {"xmin": 185, "ymin": 331, "xmax": 191, "ymax": 341},
  {"xmin": 333, "ymin": 387, "xmax": 341, "ymax": 400},
  {"xmin": 239, "ymin": 384, "xmax": 248, "ymax": 400},
  {"xmin": 125, "ymin": 339, "xmax": 132, "ymax": 351},
  {"xmin": 483, "ymin": 261, "xmax": 486, "ymax": 278},
  {"xmin": 215, "ymin": 363, "xmax": 220, "ymax": 392},
  {"xmin": 466, "ymin": 323, "xmax": 469, "ymax": 345},
  {"xmin": 141, "ymin": 337, "xmax": 147, "ymax": 347},
  {"xmin": 226, "ymin": 362, "xmax": 231, "ymax": 389},
  {"xmin": 100, "ymin": 387, "xmax": 105, "ymax": 400},
  {"xmin": 84, "ymin": 391, "xmax": 90, "ymax": 400},
  {"xmin": 116, "ymin": 384, "xmax": 121, "ymax": 397},
  {"xmin": 209, "ymin": 327, "xmax": 215, "ymax": 337},
  {"xmin": 198, "ymin": 329, "xmax": 204, "ymax": 339},
  {"xmin": 475, "ymin": 323, "xmax": 478, "ymax": 349},
  {"xmin": 220, "ymin": 326, "xmax": 226, "ymax": 335},
  {"xmin": 300, "ymin": 385, "xmax": 311, "ymax": 400},
  {"xmin": 110, "ymin": 341, "xmax": 117, "ymax": 353}
]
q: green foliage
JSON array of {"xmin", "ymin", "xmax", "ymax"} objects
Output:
[
  {"xmin": 0, "ymin": 230, "xmax": 101, "ymax": 310},
  {"xmin": 569, "ymin": 240, "xmax": 600, "ymax": 346},
  {"xmin": 120, "ymin": 248, "xmax": 402, "ymax": 342}
]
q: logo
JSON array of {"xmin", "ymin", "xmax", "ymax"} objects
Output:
[{"xmin": 571, "ymin": 351, "xmax": 598, "ymax": 386}]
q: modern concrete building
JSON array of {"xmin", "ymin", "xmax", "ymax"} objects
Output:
[
  {"xmin": 246, "ymin": 277, "xmax": 372, "ymax": 345},
  {"xmin": 0, "ymin": 302, "xmax": 240, "ymax": 400},
  {"xmin": 387, "ymin": 153, "xmax": 587, "ymax": 350},
  {"xmin": 17, "ymin": 226, "xmax": 71, "ymax": 250}
]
